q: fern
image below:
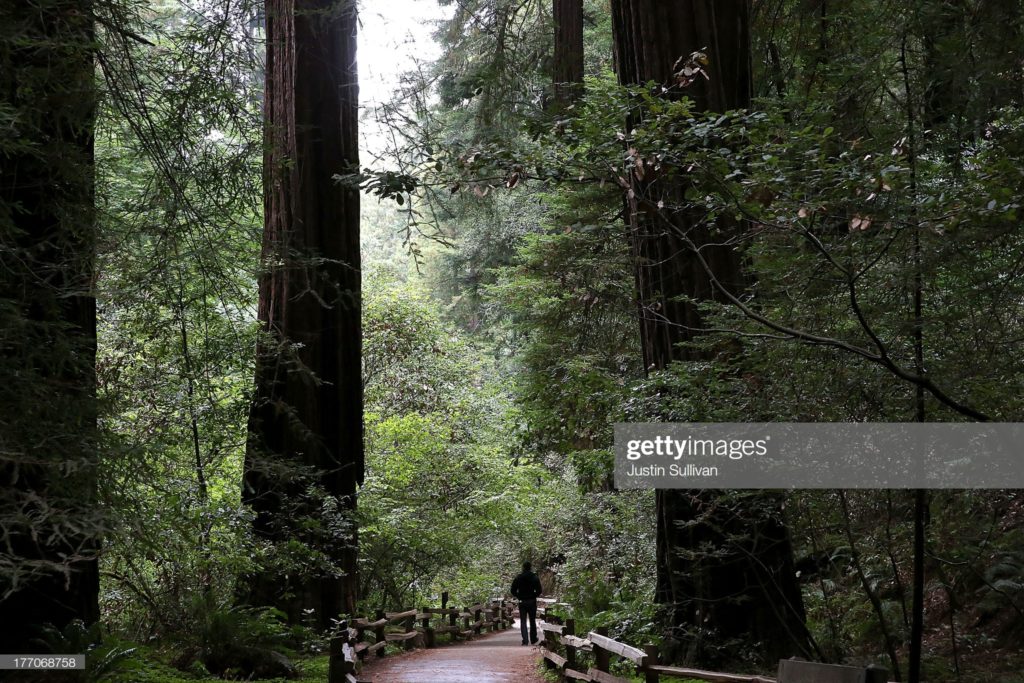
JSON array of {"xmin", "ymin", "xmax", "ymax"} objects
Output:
[{"xmin": 32, "ymin": 620, "xmax": 136, "ymax": 682}]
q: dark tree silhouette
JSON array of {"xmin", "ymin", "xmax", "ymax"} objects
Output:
[
  {"xmin": 243, "ymin": 0, "xmax": 363, "ymax": 626},
  {"xmin": 552, "ymin": 0, "xmax": 585, "ymax": 110},
  {"xmin": 0, "ymin": 0, "xmax": 100, "ymax": 650}
]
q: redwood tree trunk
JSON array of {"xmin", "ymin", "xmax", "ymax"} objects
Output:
[
  {"xmin": 972, "ymin": 0, "xmax": 1022, "ymax": 132},
  {"xmin": 243, "ymin": 0, "xmax": 362, "ymax": 627},
  {"xmin": 610, "ymin": 0, "xmax": 812, "ymax": 665},
  {"xmin": 921, "ymin": 0, "xmax": 1022, "ymax": 138},
  {"xmin": 553, "ymin": 0, "xmax": 585, "ymax": 110},
  {"xmin": 0, "ymin": 0, "xmax": 99, "ymax": 650}
]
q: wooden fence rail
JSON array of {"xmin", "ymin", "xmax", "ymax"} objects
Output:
[
  {"xmin": 538, "ymin": 613, "xmax": 892, "ymax": 683},
  {"xmin": 328, "ymin": 591, "xmax": 517, "ymax": 683}
]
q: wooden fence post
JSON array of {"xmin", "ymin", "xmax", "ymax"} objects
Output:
[
  {"xmin": 404, "ymin": 612, "xmax": 416, "ymax": 650},
  {"xmin": 643, "ymin": 643, "xmax": 659, "ymax": 683},
  {"xmin": 595, "ymin": 626, "xmax": 610, "ymax": 673},
  {"xmin": 540, "ymin": 618, "xmax": 557, "ymax": 671},
  {"xmin": 374, "ymin": 609, "xmax": 386, "ymax": 658},
  {"xmin": 565, "ymin": 618, "xmax": 577, "ymax": 674},
  {"xmin": 328, "ymin": 620, "xmax": 354, "ymax": 683},
  {"xmin": 442, "ymin": 593, "xmax": 453, "ymax": 639},
  {"xmin": 352, "ymin": 617, "xmax": 365, "ymax": 663},
  {"xmin": 421, "ymin": 607, "xmax": 435, "ymax": 648},
  {"xmin": 542, "ymin": 625, "xmax": 554, "ymax": 671}
]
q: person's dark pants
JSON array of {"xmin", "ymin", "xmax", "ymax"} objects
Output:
[{"xmin": 519, "ymin": 599, "xmax": 537, "ymax": 644}]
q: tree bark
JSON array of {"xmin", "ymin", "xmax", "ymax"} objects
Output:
[
  {"xmin": 610, "ymin": 0, "xmax": 812, "ymax": 665},
  {"xmin": 552, "ymin": 0, "xmax": 585, "ymax": 110},
  {"xmin": 919, "ymin": 1, "xmax": 963, "ymax": 132},
  {"xmin": 921, "ymin": 0, "xmax": 1022, "ymax": 138},
  {"xmin": 243, "ymin": 0, "xmax": 362, "ymax": 627},
  {"xmin": 0, "ymin": 0, "xmax": 100, "ymax": 650},
  {"xmin": 908, "ymin": 490, "xmax": 928, "ymax": 683},
  {"xmin": 973, "ymin": 0, "xmax": 1023, "ymax": 126}
]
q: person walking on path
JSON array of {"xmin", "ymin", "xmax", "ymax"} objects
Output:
[{"xmin": 511, "ymin": 561, "xmax": 543, "ymax": 645}]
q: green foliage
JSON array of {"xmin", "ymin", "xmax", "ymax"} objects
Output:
[
  {"xmin": 487, "ymin": 183, "xmax": 640, "ymax": 466},
  {"xmin": 359, "ymin": 273, "xmax": 546, "ymax": 608},
  {"xmin": 392, "ymin": 0, "xmax": 1024, "ymax": 673},
  {"xmin": 33, "ymin": 620, "xmax": 136, "ymax": 682},
  {"xmin": 537, "ymin": 485, "xmax": 656, "ymax": 637},
  {"xmin": 106, "ymin": 650, "xmax": 330, "ymax": 683},
  {"xmin": 979, "ymin": 550, "xmax": 1024, "ymax": 618},
  {"xmin": 92, "ymin": 0, "xmax": 265, "ymax": 642},
  {"xmin": 789, "ymin": 489, "xmax": 1024, "ymax": 676},
  {"xmin": 487, "ymin": 66, "xmax": 1024, "ymax": 423},
  {"xmin": 169, "ymin": 599, "xmax": 296, "ymax": 679},
  {"xmin": 434, "ymin": 0, "xmax": 552, "ymax": 136}
]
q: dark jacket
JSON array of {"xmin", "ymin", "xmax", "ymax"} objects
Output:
[{"xmin": 511, "ymin": 570, "xmax": 542, "ymax": 602}]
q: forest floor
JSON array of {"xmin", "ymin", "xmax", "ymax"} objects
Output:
[{"xmin": 359, "ymin": 619, "xmax": 547, "ymax": 682}]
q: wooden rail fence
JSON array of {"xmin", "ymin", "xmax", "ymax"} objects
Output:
[
  {"xmin": 538, "ymin": 612, "xmax": 892, "ymax": 683},
  {"xmin": 327, "ymin": 594, "xmax": 890, "ymax": 683},
  {"xmin": 327, "ymin": 591, "xmax": 517, "ymax": 683}
]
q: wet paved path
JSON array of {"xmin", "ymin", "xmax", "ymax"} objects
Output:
[{"xmin": 360, "ymin": 619, "xmax": 546, "ymax": 683}]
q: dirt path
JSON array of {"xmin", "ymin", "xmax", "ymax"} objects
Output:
[{"xmin": 360, "ymin": 620, "xmax": 546, "ymax": 683}]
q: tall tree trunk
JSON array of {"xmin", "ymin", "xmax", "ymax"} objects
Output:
[
  {"xmin": 905, "ymin": 35, "xmax": 926, "ymax": 680},
  {"xmin": 800, "ymin": 0, "xmax": 829, "ymax": 97},
  {"xmin": 610, "ymin": 0, "xmax": 812, "ymax": 665},
  {"xmin": 921, "ymin": 0, "xmax": 1022, "ymax": 141},
  {"xmin": 552, "ymin": 0, "xmax": 585, "ymax": 110},
  {"xmin": 919, "ymin": 1, "xmax": 963, "ymax": 132},
  {"xmin": 0, "ymin": 0, "xmax": 100, "ymax": 650},
  {"xmin": 908, "ymin": 490, "xmax": 927, "ymax": 683},
  {"xmin": 243, "ymin": 0, "xmax": 362, "ymax": 628},
  {"xmin": 973, "ymin": 0, "xmax": 1023, "ymax": 127}
]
